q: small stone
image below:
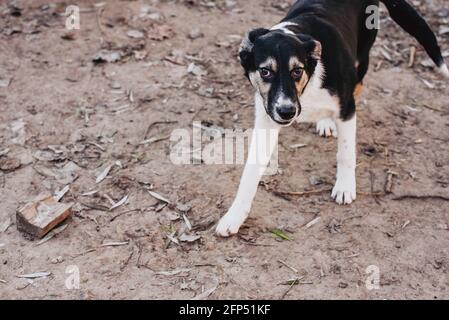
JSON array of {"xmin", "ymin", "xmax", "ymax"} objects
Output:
[
  {"xmin": 127, "ymin": 29, "xmax": 144, "ymax": 39},
  {"xmin": 51, "ymin": 256, "xmax": 64, "ymax": 264},
  {"xmin": 188, "ymin": 28, "xmax": 203, "ymax": 40},
  {"xmin": 309, "ymin": 175, "xmax": 324, "ymax": 186}
]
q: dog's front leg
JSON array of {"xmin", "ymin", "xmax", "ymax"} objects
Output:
[
  {"xmin": 216, "ymin": 95, "xmax": 280, "ymax": 237},
  {"xmin": 332, "ymin": 115, "xmax": 357, "ymax": 204}
]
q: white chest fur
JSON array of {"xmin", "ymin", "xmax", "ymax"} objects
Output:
[{"xmin": 296, "ymin": 61, "xmax": 340, "ymax": 123}]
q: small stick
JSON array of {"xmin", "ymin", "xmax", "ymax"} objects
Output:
[
  {"xmin": 408, "ymin": 46, "xmax": 416, "ymax": 68},
  {"xmin": 358, "ymin": 192, "xmax": 385, "ymax": 197},
  {"xmin": 304, "ymin": 216, "xmax": 321, "ymax": 229},
  {"xmin": 421, "ymin": 103, "xmax": 444, "ymax": 113},
  {"xmin": 239, "ymin": 240, "xmax": 275, "ymax": 247},
  {"xmin": 275, "ymin": 189, "xmax": 384, "ymax": 198},
  {"xmin": 393, "ymin": 195, "xmax": 449, "ymax": 201},
  {"xmin": 120, "ymin": 248, "xmax": 134, "ymax": 272},
  {"xmin": 280, "ymin": 277, "xmax": 306, "ymax": 299},
  {"xmin": 278, "ymin": 260, "xmax": 299, "ymax": 274},
  {"xmin": 369, "ymin": 170, "xmax": 382, "ymax": 205},
  {"xmin": 110, "ymin": 208, "xmax": 141, "ymax": 222},
  {"xmin": 70, "ymin": 248, "xmax": 96, "ymax": 258},
  {"xmin": 96, "ymin": 7, "xmax": 105, "ymax": 45},
  {"xmin": 281, "ymin": 281, "xmax": 296, "ymax": 300},
  {"xmin": 101, "ymin": 241, "xmax": 129, "ymax": 247},
  {"xmin": 78, "ymin": 201, "xmax": 109, "ymax": 212},
  {"xmin": 136, "ymin": 242, "xmax": 144, "ymax": 268},
  {"xmin": 385, "ymin": 170, "xmax": 398, "ymax": 194},
  {"xmin": 274, "ymin": 188, "xmax": 332, "ymax": 197},
  {"xmin": 163, "ymin": 57, "xmax": 185, "ymax": 66}
]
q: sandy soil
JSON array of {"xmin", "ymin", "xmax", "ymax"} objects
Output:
[{"xmin": 0, "ymin": 0, "xmax": 448, "ymax": 300}]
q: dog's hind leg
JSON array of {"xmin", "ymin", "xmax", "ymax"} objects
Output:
[
  {"xmin": 332, "ymin": 114, "xmax": 357, "ymax": 205},
  {"xmin": 216, "ymin": 94, "xmax": 280, "ymax": 237}
]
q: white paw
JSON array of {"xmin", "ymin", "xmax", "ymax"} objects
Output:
[
  {"xmin": 332, "ymin": 174, "xmax": 356, "ymax": 205},
  {"xmin": 216, "ymin": 209, "xmax": 248, "ymax": 237},
  {"xmin": 316, "ymin": 118, "xmax": 338, "ymax": 138}
]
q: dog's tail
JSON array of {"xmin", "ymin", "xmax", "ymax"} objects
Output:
[{"xmin": 380, "ymin": 0, "xmax": 448, "ymax": 78}]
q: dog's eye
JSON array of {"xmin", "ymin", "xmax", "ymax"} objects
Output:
[
  {"xmin": 259, "ymin": 68, "xmax": 273, "ymax": 79},
  {"xmin": 291, "ymin": 68, "xmax": 303, "ymax": 80}
]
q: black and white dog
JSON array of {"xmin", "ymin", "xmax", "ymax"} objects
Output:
[{"xmin": 216, "ymin": 0, "xmax": 448, "ymax": 237}]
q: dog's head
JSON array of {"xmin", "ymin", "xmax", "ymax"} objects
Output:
[{"xmin": 239, "ymin": 28, "xmax": 322, "ymax": 125}]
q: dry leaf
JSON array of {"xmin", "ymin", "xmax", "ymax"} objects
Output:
[
  {"xmin": 96, "ymin": 164, "xmax": 112, "ymax": 183},
  {"xmin": 149, "ymin": 191, "xmax": 171, "ymax": 204},
  {"xmin": 110, "ymin": 195, "xmax": 129, "ymax": 210}
]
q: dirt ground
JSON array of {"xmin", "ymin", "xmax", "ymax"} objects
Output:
[{"xmin": 0, "ymin": 0, "xmax": 448, "ymax": 300}]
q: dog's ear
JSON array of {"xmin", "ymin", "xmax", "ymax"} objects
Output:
[
  {"xmin": 304, "ymin": 39, "xmax": 322, "ymax": 60},
  {"xmin": 239, "ymin": 28, "xmax": 270, "ymax": 72}
]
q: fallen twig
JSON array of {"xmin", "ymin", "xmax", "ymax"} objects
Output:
[
  {"xmin": 70, "ymin": 248, "xmax": 96, "ymax": 258},
  {"xmin": 96, "ymin": 6, "xmax": 105, "ymax": 45},
  {"xmin": 385, "ymin": 170, "xmax": 398, "ymax": 194},
  {"xmin": 278, "ymin": 260, "xmax": 299, "ymax": 274},
  {"xmin": 274, "ymin": 188, "xmax": 384, "ymax": 198},
  {"xmin": 101, "ymin": 240, "xmax": 129, "ymax": 247},
  {"xmin": 120, "ymin": 248, "xmax": 135, "ymax": 272},
  {"xmin": 408, "ymin": 46, "xmax": 416, "ymax": 68},
  {"xmin": 393, "ymin": 194, "xmax": 449, "ymax": 201},
  {"xmin": 357, "ymin": 192, "xmax": 386, "ymax": 197},
  {"xmin": 274, "ymin": 188, "xmax": 332, "ymax": 198},
  {"xmin": 110, "ymin": 208, "xmax": 141, "ymax": 222},
  {"xmin": 421, "ymin": 103, "xmax": 444, "ymax": 113},
  {"xmin": 279, "ymin": 277, "xmax": 310, "ymax": 299},
  {"xmin": 304, "ymin": 216, "xmax": 321, "ymax": 229},
  {"xmin": 17, "ymin": 272, "xmax": 51, "ymax": 279},
  {"xmin": 78, "ymin": 201, "xmax": 109, "ymax": 212},
  {"xmin": 238, "ymin": 239, "xmax": 275, "ymax": 247}
]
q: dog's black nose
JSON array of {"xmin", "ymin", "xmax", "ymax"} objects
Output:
[{"xmin": 276, "ymin": 105, "xmax": 296, "ymax": 120}]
